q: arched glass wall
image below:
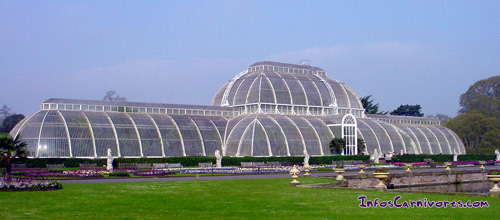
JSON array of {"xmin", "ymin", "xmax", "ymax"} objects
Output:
[{"xmin": 12, "ymin": 110, "xmax": 227, "ymax": 158}]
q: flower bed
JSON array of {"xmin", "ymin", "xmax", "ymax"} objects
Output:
[
  {"xmin": 488, "ymin": 169, "xmax": 500, "ymax": 175},
  {"xmin": 411, "ymin": 162, "xmax": 428, "ymax": 166},
  {"xmin": 392, "ymin": 162, "xmax": 406, "ymax": 167},
  {"xmin": 0, "ymin": 178, "xmax": 62, "ymax": 192},
  {"xmin": 133, "ymin": 170, "xmax": 176, "ymax": 176},
  {"xmin": 24, "ymin": 169, "xmax": 105, "ymax": 178},
  {"xmin": 373, "ymin": 168, "xmax": 388, "ymax": 173}
]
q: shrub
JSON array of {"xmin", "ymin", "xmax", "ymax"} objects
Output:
[
  {"xmin": 108, "ymin": 171, "xmax": 130, "ymax": 177},
  {"xmin": 391, "ymin": 154, "xmax": 453, "ymax": 162},
  {"xmin": 392, "ymin": 154, "xmax": 496, "ymax": 163}
]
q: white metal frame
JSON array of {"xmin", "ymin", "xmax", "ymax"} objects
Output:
[
  {"xmin": 441, "ymin": 127, "xmax": 462, "ymax": 154},
  {"xmin": 432, "ymin": 127, "xmax": 452, "ymax": 154},
  {"xmin": 208, "ymin": 119, "xmax": 224, "ymax": 155},
  {"xmin": 357, "ymin": 120, "xmax": 383, "ymax": 154},
  {"xmin": 273, "ymin": 70, "xmax": 294, "ymax": 105},
  {"xmin": 224, "ymin": 114, "xmax": 254, "ymax": 156},
  {"xmin": 124, "ymin": 113, "xmax": 144, "ymax": 157},
  {"xmin": 413, "ymin": 126, "xmax": 433, "ymax": 154},
  {"xmin": 166, "ymin": 115, "xmax": 186, "ymax": 156},
  {"xmin": 189, "ymin": 117, "xmax": 206, "ymax": 156},
  {"xmin": 13, "ymin": 113, "xmax": 35, "ymax": 139},
  {"xmin": 420, "ymin": 126, "xmax": 443, "ymax": 154},
  {"xmin": 104, "ymin": 112, "xmax": 121, "ymax": 157},
  {"xmin": 265, "ymin": 115, "xmax": 291, "ymax": 156},
  {"xmin": 36, "ymin": 111, "xmax": 50, "ymax": 158},
  {"xmin": 401, "ymin": 126, "xmax": 423, "ymax": 154},
  {"xmin": 81, "ymin": 111, "xmax": 98, "ymax": 158},
  {"xmin": 145, "ymin": 114, "xmax": 165, "ymax": 157},
  {"xmin": 236, "ymin": 119, "xmax": 256, "ymax": 157},
  {"xmin": 222, "ymin": 70, "xmax": 249, "ymax": 106},
  {"xmin": 313, "ymin": 74, "xmax": 338, "ymax": 107},
  {"xmin": 291, "ymin": 75, "xmax": 309, "ymax": 106},
  {"xmin": 341, "ymin": 114, "xmax": 358, "ymax": 155},
  {"xmin": 56, "ymin": 110, "xmax": 73, "ymax": 157},
  {"xmin": 283, "ymin": 116, "xmax": 308, "ymax": 155},
  {"xmin": 300, "ymin": 116, "xmax": 324, "ymax": 156},
  {"xmin": 371, "ymin": 120, "xmax": 395, "ymax": 153},
  {"xmin": 261, "ymin": 74, "xmax": 277, "ymax": 105}
]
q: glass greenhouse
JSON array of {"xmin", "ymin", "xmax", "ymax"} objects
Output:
[{"xmin": 10, "ymin": 61, "xmax": 465, "ymax": 158}]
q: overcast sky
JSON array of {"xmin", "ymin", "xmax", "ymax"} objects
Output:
[{"xmin": 1, "ymin": 1, "xmax": 499, "ymax": 117}]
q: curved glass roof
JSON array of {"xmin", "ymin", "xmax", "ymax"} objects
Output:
[
  {"xmin": 11, "ymin": 110, "xmax": 465, "ymax": 158},
  {"xmin": 224, "ymin": 114, "xmax": 336, "ymax": 157},
  {"xmin": 357, "ymin": 118, "xmax": 465, "ymax": 155},
  {"xmin": 11, "ymin": 110, "xmax": 226, "ymax": 158},
  {"xmin": 211, "ymin": 61, "xmax": 363, "ymax": 110}
]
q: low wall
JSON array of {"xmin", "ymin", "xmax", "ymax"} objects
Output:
[{"xmin": 347, "ymin": 171, "xmax": 487, "ymax": 189}]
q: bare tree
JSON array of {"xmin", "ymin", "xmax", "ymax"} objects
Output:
[
  {"xmin": 0, "ymin": 104, "xmax": 12, "ymax": 123},
  {"xmin": 102, "ymin": 91, "xmax": 127, "ymax": 102},
  {"xmin": 428, "ymin": 113, "xmax": 452, "ymax": 123}
]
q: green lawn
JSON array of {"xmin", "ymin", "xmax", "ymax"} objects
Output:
[{"xmin": 1, "ymin": 177, "xmax": 499, "ymax": 219}]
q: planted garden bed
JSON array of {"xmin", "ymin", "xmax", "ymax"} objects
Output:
[{"xmin": 0, "ymin": 178, "xmax": 62, "ymax": 192}]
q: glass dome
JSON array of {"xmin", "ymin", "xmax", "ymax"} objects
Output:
[{"xmin": 211, "ymin": 61, "xmax": 363, "ymax": 111}]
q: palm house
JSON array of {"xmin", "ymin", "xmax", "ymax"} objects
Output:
[{"xmin": 10, "ymin": 61, "xmax": 465, "ymax": 158}]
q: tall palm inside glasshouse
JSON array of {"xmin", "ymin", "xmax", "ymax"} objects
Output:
[{"xmin": 0, "ymin": 133, "xmax": 28, "ymax": 181}]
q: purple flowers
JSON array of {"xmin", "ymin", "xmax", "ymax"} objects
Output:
[
  {"xmin": 23, "ymin": 169, "xmax": 105, "ymax": 178},
  {"xmin": 411, "ymin": 162, "xmax": 429, "ymax": 166},
  {"xmin": 392, "ymin": 162, "xmax": 406, "ymax": 166},
  {"xmin": 489, "ymin": 169, "xmax": 500, "ymax": 175},
  {"xmin": 0, "ymin": 178, "xmax": 61, "ymax": 191},
  {"xmin": 373, "ymin": 168, "xmax": 388, "ymax": 173},
  {"xmin": 133, "ymin": 170, "xmax": 176, "ymax": 176}
]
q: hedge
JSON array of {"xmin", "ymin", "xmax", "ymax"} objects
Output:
[
  {"xmin": 7, "ymin": 155, "xmax": 370, "ymax": 168},
  {"xmin": 8, "ymin": 158, "xmax": 108, "ymax": 168},
  {"xmin": 458, "ymin": 154, "xmax": 496, "ymax": 161},
  {"xmin": 391, "ymin": 154, "xmax": 496, "ymax": 163}
]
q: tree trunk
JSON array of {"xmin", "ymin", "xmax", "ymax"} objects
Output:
[{"xmin": 5, "ymin": 163, "xmax": 12, "ymax": 182}]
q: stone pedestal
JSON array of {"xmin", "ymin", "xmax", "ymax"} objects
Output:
[
  {"xmin": 374, "ymin": 173, "xmax": 389, "ymax": 192},
  {"xmin": 479, "ymin": 161, "xmax": 486, "ymax": 172},
  {"xmin": 290, "ymin": 165, "xmax": 301, "ymax": 186},
  {"xmin": 304, "ymin": 164, "xmax": 311, "ymax": 177},
  {"xmin": 487, "ymin": 175, "xmax": 500, "ymax": 197},
  {"xmin": 357, "ymin": 164, "xmax": 366, "ymax": 178},
  {"xmin": 334, "ymin": 168, "xmax": 346, "ymax": 181},
  {"xmin": 405, "ymin": 163, "xmax": 412, "ymax": 174},
  {"xmin": 444, "ymin": 162, "xmax": 452, "ymax": 173}
]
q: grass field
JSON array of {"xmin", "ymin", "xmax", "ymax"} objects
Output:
[{"xmin": 1, "ymin": 177, "xmax": 499, "ymax": 219}]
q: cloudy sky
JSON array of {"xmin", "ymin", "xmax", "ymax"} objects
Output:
[{"xmin": 1, "ymin": 1, "xmax": 499, "ymax": 117}]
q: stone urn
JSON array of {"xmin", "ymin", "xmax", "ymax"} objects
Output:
[
  {"xmin": 334, "ymin": 168, "xmax": 346, "ymax": 181},
  {"xmin": 405, "ymin": 163, "xmax": 412, "ymax": 173},
  {"xmin": 487, "ymin": 174, "xmax": 500, "ymax": 197},
  {"xmin": 479, "ymin": 161, "xmax": 486, "ymax": 172},
  {"xmin": 444, "ymin": 162, "xmax": 452, "ymax": 172},
  {"xmin": 303, "ymin": 164, "xmax": 311, "ymax": 177},
  {"xmin": 373, "ymin": 172, "xmax": 390, "ymax": 191},
  {"xmin": 289, "ymin": 165, "xmax": 301, "ymax": 186},
  {"xmin": 357, "ymin": 164, "xmax": 366, "ymax": 174}
]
